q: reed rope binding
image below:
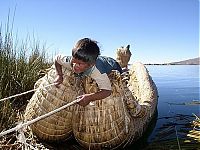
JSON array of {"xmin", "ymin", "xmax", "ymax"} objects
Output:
[
  {"xmin": 0, "ymin": 83, "xmax": 56, "ymax": 102},
  {"xmin": 0, "ymin": 82, "xmax": 79, "ymax": 137},
  {"xmin": 0, "ymin": 98, "xmax": 80, "ymax": 137}
]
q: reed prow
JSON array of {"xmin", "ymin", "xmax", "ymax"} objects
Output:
[{"xmin": 116, "ymin": 45, "xmax": 132, "ymax": 69}]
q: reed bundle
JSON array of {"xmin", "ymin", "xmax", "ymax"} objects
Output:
[
  {"xmin": 116, "ymin": 45, "xmax": 132, "ymax": 68},
  {"xmin": 187, "ymin": 114, "xmax": 200, "ymax": 142},
  {"xmin": 24, "ymin": 66, "xmax": 82, "ymax": 141}
]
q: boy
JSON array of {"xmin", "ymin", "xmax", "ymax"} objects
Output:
[{"xmin": 54, "ymin": 38, "xmax": 122, "ymax": 107}]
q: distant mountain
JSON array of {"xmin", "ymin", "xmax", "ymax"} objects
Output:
[
  {"xmin": 145, "ymin": 57, "xmax": 200, "ymax": 65},
  {"xmin": 169, "ymin": 57, "xmax": 200, "ymax": 65}
]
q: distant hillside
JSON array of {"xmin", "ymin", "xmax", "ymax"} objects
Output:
[
  {"xmin": 145, "ymin": 57, "xmax": 200, "ymax": 65},
  {"xmin": 169, "ymin": 57, "xmax": 200, "ymax": 65}
]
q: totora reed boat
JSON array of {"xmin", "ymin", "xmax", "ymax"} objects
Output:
[{"xmin": 24, "ymin": 61, "xmax": 158, "ymax": 149}]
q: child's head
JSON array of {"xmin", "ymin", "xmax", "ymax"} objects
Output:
[
  {"xmin": 71, "ymin": 38, "xmax": 100, "ymax": 74},
  {"xmin": 72, "ymin": 38, "xmax": 100, "ymax": 63}
]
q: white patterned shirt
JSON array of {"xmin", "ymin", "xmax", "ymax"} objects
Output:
[{"xmin": 55, "ymin": 54, "xmax": 112, "ymax": 90}]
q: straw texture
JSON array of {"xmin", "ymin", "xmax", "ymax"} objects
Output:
[
  {"xmin": 187, "ymin": 117, "xmax": 200, "ymax": 142},
  {"xmin": 72, "ymin": 71, "xmax": 134, "ymax": 149},
  {"xmin": 116, "ymin": 45, "xmax": 132, "ymax": 68},
  {"xmin": 72, "ymin": 62, "xmax": 158, "ymax": 149},
  {"xmin": 24, "ymin": 62, "xmax": 158, "ymax": 149},
  {"xmin": 24, "ymin": 66, "xmax": 83, "ymax": 141}
]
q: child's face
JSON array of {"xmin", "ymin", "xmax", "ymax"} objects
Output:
[{"xmin": 71, "ymin": 57, "xmax": 94, "ymax": 74}]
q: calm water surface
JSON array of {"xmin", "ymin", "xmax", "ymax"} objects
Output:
[
  {"xmin": 146, "ymin": 65, "xmax": 199, "ymax": 143},
  {"xmin": 147, "ymin": 65, "xmax": 199, "ymax": 116}
]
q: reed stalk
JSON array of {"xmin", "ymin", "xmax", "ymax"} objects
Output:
[{"xmin": 0, "ymin": 18, "xmax": 53, "ymax": 132}]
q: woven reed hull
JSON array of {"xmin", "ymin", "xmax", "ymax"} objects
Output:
[
  {"xmin": 24, "ymin": 67, "xmax": 81, "ymax": 141},
  {"xmin": 126, "ymin": 62, "xmax": 158, "ymax": 143},
  {"xmin": 24, "ymin": 62, "xmax": 158, "ymax": 149},
  {"xmin": 72, "ymin": 62, "xmax": 158, "ymax": 149},
  {"xmin": 72, "ymin": 72, "xmax": 134, "ymax": 149}
]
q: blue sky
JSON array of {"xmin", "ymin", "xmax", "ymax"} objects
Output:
[{"xmin": 0, "ymin": 0, "xmax": 199, "ymax": 64}]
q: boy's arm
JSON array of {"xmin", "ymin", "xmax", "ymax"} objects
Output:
[
  {"xmin": 55, "ymin": 60, "xmax": 63, "ymax": 75},
  {"xmin": 54, "ymin": 56, "xmax": 64, "ymax": 87},
  {"xmin": 77, "ymin": 89, "xmax": 111, "ymax": 107},
  {"xmin": 77, "ymin": 68, "xmax": 112, "ymax": 106}
]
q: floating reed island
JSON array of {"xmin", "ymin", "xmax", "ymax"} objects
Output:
[{"xmin": 24, "ymin": 59, "xmax": 158, "ymax": 149}]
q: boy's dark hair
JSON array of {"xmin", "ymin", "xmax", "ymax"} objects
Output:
[{"xmin": 72, "ymin": 38, "xmax": 100, "ymax": 63}]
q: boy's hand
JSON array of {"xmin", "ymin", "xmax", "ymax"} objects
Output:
[
  {"xmin": 76, "ymin": 94, "xmax": 92, "ymax": 107},
  {"xmin": 54, "ymin": 74, "xmax": 63, "ymax": 87}
]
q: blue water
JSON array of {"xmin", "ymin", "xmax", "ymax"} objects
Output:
[
  {"xmin": 147, "ymin": 65, "xmax": 199, "ymax": 115},
  {"xmin": 146, "ymin": 65, "xmax": 200, "ymax": 142}
]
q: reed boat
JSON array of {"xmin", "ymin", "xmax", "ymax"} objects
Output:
[{"xmin": 24, "ymin": 62, "xmax": 158, "ymax": 149}]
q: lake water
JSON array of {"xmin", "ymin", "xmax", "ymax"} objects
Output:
[
  {"xmin": 147, "ymin": 65, "xmax": 199, "ymax": 125},
  {"xmin": 130, "ymin": 65, "xmax": 200, "ymax": 149}
]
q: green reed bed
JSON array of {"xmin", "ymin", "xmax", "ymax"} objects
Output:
[
  {"xmin": 144, "ymin": 113, "xmax": 200, "ymax": 150},
  {"xmin": 0, "ymin": 25, "xmax": 53, "ymax": 132}
]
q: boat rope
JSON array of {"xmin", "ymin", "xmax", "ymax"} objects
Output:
[
  {"xmin": 0, "ymin": 83, "xmax": 56, "ymax": 102},
  {"xmin": 0, "ymin": 98, "xmax": 80, "ymax": 137}
]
